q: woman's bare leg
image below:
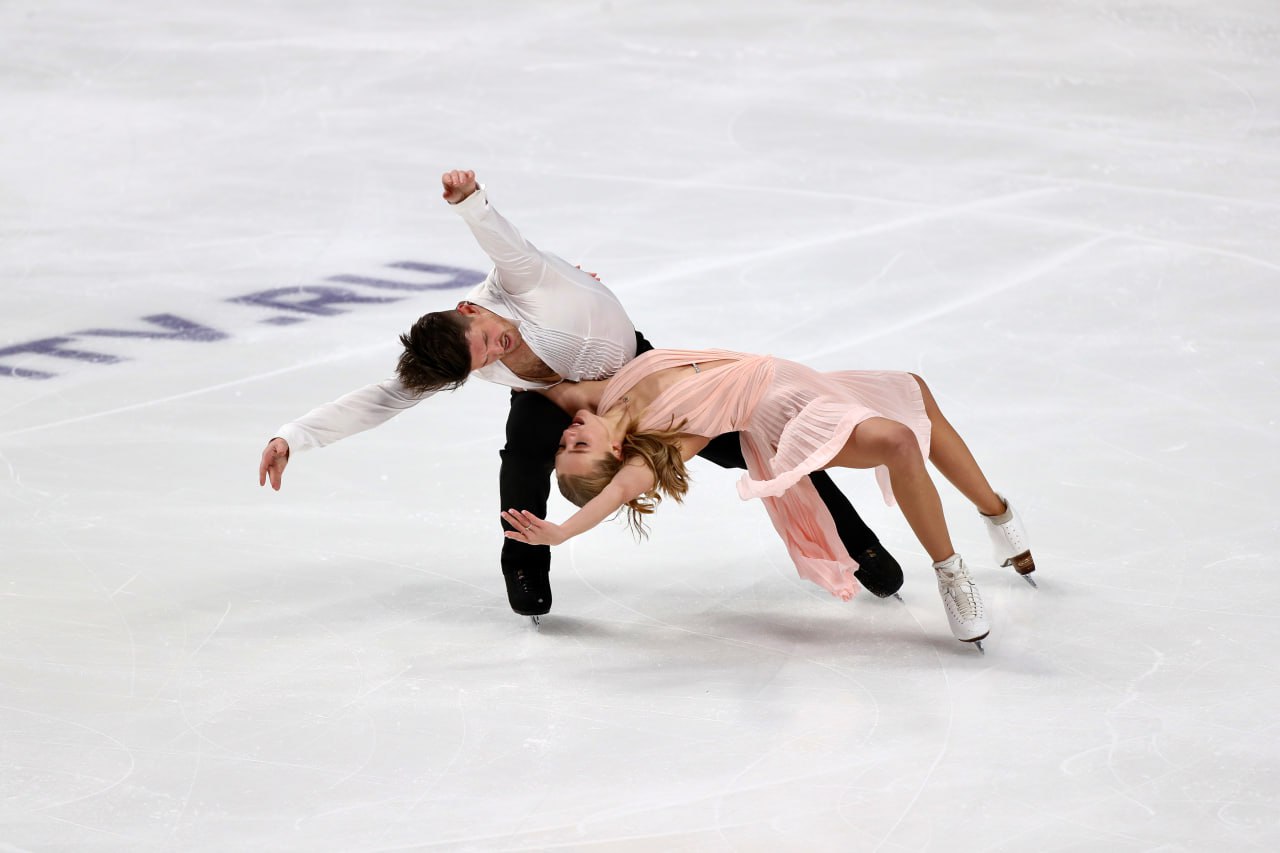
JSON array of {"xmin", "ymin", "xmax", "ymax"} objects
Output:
[
  {"xmin": 827, "ymin": 417, "xmax": 955, "ymax": 562},
  {"xmin": 831, "ymin": 413, "xmax": 993, "ymax": 644},
  {"xmin": 910, "ymin": 373, "xmax": 1006, "ymax": 517}
]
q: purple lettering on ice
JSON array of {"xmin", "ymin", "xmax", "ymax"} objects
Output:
[
  {"xmin": 76, "ymin": 314, "xmax": 230, "ymax": 342},
  {"xmin": 326, "ymin": 261, "xmax": 483, "ymax": 292},
  {"xmin": 0, "ymin": 337, "xmax": 124, "ymax": 379},
  {"xmin": 229, "ymin": 285, "xmax": 402, "ymax": 316},
  {"xmin": 1, "ymin": 260, "xmax": 484, "ymax": 380},
  {"xmin": 230, "ymin": 262, "xmax": 483, "ymax": 317}
]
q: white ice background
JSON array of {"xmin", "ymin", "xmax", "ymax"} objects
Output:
[{"xmin": 2, "ymin": 1, "xmax": 1278, "ymax": 850}]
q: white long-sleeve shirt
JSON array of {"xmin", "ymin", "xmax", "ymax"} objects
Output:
[{"xmin": 275, "ymin": 186, "xmax": 637, "ymax": 452}]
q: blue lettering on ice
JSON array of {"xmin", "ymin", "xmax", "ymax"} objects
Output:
[{"xmin": 1, "ymin": 261, "xmax": 484, "ymax": 380}]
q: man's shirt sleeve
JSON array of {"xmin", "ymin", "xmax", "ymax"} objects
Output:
[
  {"xmin": 450, "ymin": 186, "xmax": 548, "ymax": 297},
  {"xmin": 275, "ymin": 378, "xmax": 433, "ymax": 451}
]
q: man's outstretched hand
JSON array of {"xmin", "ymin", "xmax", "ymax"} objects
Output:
[
  {"xmin": 441, "ymin": 169, "xmax": 478, "ymax": 205},
  {"xmin": 259, "ymin": 437, "xmax": 291, "ymax": 490}
]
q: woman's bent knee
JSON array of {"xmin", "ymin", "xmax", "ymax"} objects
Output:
[
  {"xmin": 858, "ymin": 418, "xmax": 916, "ymax": 454},
  {"xmin": 876, "ymin": 421, "xmax": 923, "ymax": 465}
]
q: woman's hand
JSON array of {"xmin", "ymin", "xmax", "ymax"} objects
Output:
[{"xmin": 502, "ymin": 509, "xmax": 568, "ymax": 546}]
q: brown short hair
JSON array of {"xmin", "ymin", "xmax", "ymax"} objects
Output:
[{"xmin": 396, "ymin": 310, "xmax": 471, "ymax": 393}]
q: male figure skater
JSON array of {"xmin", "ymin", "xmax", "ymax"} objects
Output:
[{"xmin": 258, "ymin": 170, "xmax": 903, "ymax": 618}]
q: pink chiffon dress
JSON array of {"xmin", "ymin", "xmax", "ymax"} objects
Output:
[{"xmin": 596, "ymin": 349, "xmax": 931, "ymax": 601}]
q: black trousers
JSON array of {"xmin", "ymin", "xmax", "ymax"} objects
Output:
[{"xmin": 498, "ymin": 332, "xmax": 882, "ymax": 579}]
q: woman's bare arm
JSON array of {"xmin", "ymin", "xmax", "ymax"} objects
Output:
[
  {"xmin": 501, "ymin": 459, "xmax": 654, "ymax": 545},
  {"xmin": 676, "ymin": 434, "xmax": 711, "ymax": 461},
  {"xmin": 538, "ymin": 379, "xmax": 609, "ymax": 416}
]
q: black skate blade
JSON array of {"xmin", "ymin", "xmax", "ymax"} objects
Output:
[
  {"xmin": 1021, "ymin": 575, "xmax": 1038, "ymax": 589},
  {"xmin": 529, "ymin": 615, "xmax": 541, "ymax": 629},
  {"xmin": 973, "ymin": 640, "xmax": 985, "ymax": 655},
  {"xmin": 893, "ymin": 593, "xmax": 904, "ymax": 603}
]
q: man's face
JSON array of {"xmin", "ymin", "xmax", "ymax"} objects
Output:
[{"xmin": 458, "ymin": 303, "xmax": 519, "ymax": 371}]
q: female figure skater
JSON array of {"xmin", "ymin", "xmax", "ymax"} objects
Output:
[{"xmin": 501, "ymin": 349, "xmax": 1035, "ymax": 649}]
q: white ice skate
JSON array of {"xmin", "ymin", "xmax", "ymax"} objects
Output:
[
  {"xmin": 983, "ymin": 495, "xmax": 1036, "ymax": 587},
  {"xmin": 934, "ymin": 555, "xmax": 990, "ymax": 652}
]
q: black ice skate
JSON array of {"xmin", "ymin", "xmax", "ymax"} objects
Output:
[
  {"xmin": 853, "ymin": 545, "xmax": 905, "ymax": 601},
  {"xmin": 505, "ymin": 566, "xmax": 552, "ymax": 626}
]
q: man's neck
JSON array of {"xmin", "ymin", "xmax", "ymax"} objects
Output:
[{"xmin": 501, "ymin": 345, "xmax": 560, "ymax": 383}]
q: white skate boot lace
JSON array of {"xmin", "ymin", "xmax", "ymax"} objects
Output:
[{"xmin": 939, "ymin": 569, "xmax": 983, "ymax": 621}]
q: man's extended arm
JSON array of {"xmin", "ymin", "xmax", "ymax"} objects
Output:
[
  {"xmin": 444, "ymin": 170, "xmax": 569, "ymax": 297},
  {"xmin": 258, "ymin": 378, "xmax": 430, "ymax": 490}
]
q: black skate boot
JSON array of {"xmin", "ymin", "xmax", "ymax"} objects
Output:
[
  {"xmin": 505, "ymin": 567, "xmax": 552, "ymax": 620},
  {"xmin": 853, "ymin": 545, "xmax": 904, "ymax": 599}
]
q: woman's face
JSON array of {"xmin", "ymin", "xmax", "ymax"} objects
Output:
[{"xmin": 555, "ymin": 410, "xmax": 621, "ymax": 479}]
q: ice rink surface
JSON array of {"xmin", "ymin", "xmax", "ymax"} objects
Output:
[{"xmin": 3, "ymin": 0, "xmax": 1279, "ymax": 850}]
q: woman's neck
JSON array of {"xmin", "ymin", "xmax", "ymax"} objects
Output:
[{"xmin": 601, "ymin": 405, "xmax": 630, "ymax": 444}]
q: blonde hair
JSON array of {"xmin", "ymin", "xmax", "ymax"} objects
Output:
[{"xmin": 556, "ymin": 419, "xmax": 691, "ymax": 538}]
